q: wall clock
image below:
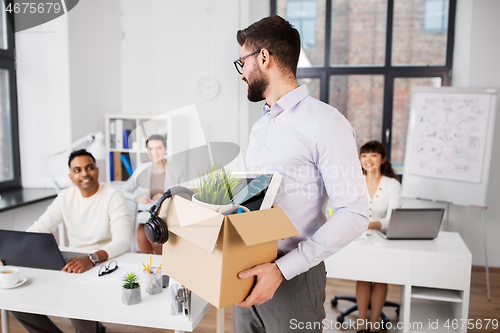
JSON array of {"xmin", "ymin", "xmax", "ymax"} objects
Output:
[{"xmin": 197, "ymin": 76, "xmax": 220, "ymax": 101}]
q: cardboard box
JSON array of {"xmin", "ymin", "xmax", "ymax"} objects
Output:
[{"xmin": 160, "ymin": 196, "xmax": 299, "ymax": 308}]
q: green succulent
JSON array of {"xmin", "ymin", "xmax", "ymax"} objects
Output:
[
  {"xmin": 195, "ymin": 166, "xmax": 244, "ymax": 205},
  {"xmin": 122, "ymin": 272, "xmax": 140, "ymax": 290}
]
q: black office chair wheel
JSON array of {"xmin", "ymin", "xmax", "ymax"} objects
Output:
[
  {"xmin": 331, "ymin": 297, "xmax": 338, "ymax": 307},
  {"xmin": 337, "ymin": 314, "xmax": 345, "ymax": 324}
]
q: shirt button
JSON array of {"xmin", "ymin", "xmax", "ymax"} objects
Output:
[
  {"xmin": 271, "ymin": 118, "xmax": 275, "ymax": 122},
  {"xmin": 370, "ymin": 215, "xmax": 372, "ymax": 217},
  {"xmin": 261, "ymin": 142, "xmax": 266, "ymax": 146},
  {"xmin": 369, "ymin": 208, "xmax": 372, "ymax": 210}
]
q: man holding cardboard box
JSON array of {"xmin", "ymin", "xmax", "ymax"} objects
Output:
[{"xmin": 233, "ymin": 16, "xmax": 369, "ymax": 332}]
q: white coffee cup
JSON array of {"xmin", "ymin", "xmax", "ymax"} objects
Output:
[{"xmin": 0, "ymin": 267, "xmax": 20, "ymax": 287}]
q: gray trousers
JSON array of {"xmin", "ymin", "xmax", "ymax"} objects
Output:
[
  {"xmin": 233, "ymin": 262, "xmax": 326, "ymax": 333},
  {"xmin": 11, "ymin": 311, "xmax": 99, "ymax": 333}
]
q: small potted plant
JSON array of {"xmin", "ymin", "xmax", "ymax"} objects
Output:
[
  {"xmin": 122, "ymin": 272, "xmax": 141, "ymax": 305},
  {"xmin": 192, "ymin": 166, "xmax": 244, "ymax": 212}
]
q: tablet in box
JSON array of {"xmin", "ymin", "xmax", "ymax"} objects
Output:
[{"xmin": 160, "ymin": 196, "xmax": 298, "ymax": 308}]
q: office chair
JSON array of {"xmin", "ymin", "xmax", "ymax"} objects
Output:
[
  {"xmin": 331, "ymin": 295, "xmax": 399, "ymax": 330},
  {"xmin": 125, "ymin": 198, "xmax": 138, "ymax": 253}
]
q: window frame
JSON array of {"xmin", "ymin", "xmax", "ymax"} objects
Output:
[
  {"xmin": 271, "ymin": 0, "xmax": 456, "ymax": 162},
  {"xmin": 0, "ymin": 2, "xmax": 21, "ymax": 191}
]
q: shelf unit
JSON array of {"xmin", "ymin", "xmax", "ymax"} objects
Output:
[{"xmin": 104, "ymin": 114, "xmax": 188, "ymax": 184}]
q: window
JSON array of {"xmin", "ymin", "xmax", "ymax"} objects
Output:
[
  {"xmin": 0, "ymin": 1, "xmax": 20, "ymax": 190},
  {"xmin": 286, "ymin": 1, "xmax": 317, "ymax": 47},
  {"xmin": 273, "ymin": 0, "xmax": 455, "ymax": 169},
  {"xmin": 423, "ymin": 0, "xmax": 449, "ymax": 33}
]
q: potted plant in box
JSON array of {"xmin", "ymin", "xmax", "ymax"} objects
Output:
[
  {"xmin": 192, "ymin": 166, "xmax": 244, "ymax": 212},
  {"xmin": 122, "ymin": 272, "xmax": 141, "ymax": 305}
]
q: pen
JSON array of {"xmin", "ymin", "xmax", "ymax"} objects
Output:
[
  {"xmin": 142, "ymin": 262, "xmax": 151, "ymax": 273},
  {"xmin": 328, "ymin": 207, "xmax": 333, "ymax": 217},
  {"xmin": 149, "ymin": 256, "xmax": 152, "ymax": 271},
  {"xmin": 155, "ymin": 264, "xmax": 162, "ymax": 273}
]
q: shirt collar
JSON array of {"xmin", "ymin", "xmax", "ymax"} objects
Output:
[{"xmin": 262, "ymin": 85, "xmax": 309, "ymax": 116}]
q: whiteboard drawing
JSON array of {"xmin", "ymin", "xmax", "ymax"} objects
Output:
[{"xmin": 406, "ymin": 93, "xmax": 491, "ymax": 183}]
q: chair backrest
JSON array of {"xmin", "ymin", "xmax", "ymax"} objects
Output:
[{"xmin": 125, "ymin": 198, "xmax": 138, "ymax": 253}]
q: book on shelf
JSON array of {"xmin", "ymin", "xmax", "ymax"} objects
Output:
[
  {"xmin": 111, "ymin": 152, "xmax": 134, "ymax": 181},
  {"xmin": 115, "ymin": 119, "xmax": 123, "ymax": 149},
  {"xmin": 120, "ymin": 154, "xmax": 134, "ymax": 177},
  {"xmin": 123, "ymin": 129, "xmax": 132, "ymax": 149},
  {"xmin": 110, "ymin": 120, "xmax": 116, "ymax": 149},
  {"xmin": 109, "ymin": 152, "xmax": 114, "ymax": 181}
]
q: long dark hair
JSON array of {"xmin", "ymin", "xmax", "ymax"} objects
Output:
[{"xmin": 360, "ymin": 140, "xmax": 397, "ymax": 179}]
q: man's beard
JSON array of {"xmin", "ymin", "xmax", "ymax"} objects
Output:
[{"xmin": 247, "ymin": 66, "xmax": 268, "ymax": 102}]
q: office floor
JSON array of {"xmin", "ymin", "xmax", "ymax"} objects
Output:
[{"xmin": 4, "ymin": 267, "xmax": 499, "ymax": 333}]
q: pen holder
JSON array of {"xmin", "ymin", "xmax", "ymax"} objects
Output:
[{"xmin": 144, "ymin": 268, "xmax": 162, "ymax": 295}]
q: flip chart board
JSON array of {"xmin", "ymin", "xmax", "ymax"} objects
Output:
[{"xmin": 401, "ymin": 87, "xmax": 498, "ymax": 207}]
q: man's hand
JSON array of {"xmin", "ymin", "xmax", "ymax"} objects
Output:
[
  {"xmin": 236, "ymin": 262, "xmax": 284, "ymax": 308},
  {"xmin": 62, "ymin": 256, "xmax": 94, "ymax": 273}
]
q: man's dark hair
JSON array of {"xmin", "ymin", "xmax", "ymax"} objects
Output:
[
  {"xmin": 237, "ymin": 15, "xmax": 301, "ymax": 77},
  {"xmin": 146, "ymin": 134, "xmax": 167, "ymax": 148},
  {"xmin": 68, "ymin": 149, "xmax": 96, "ymax": 168}
]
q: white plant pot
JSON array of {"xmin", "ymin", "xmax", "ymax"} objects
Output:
[
  {"xmin": 122, "ymin": 287, "xmax": 141, "ymax": 305},
  {"xmin": 192, "ymin": 193, "xmax": 225, "ymax": 212}
]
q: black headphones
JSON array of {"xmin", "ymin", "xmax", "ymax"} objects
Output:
[{"xmin": 144, "ymin": 186, "xmax": 195, "ymax": 245}]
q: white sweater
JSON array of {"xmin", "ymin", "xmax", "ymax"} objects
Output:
[
  {"xmin": 366, "ymin": 176, "xmax": 402, "ymax": 229},
  {"xmin": 27, "ymin": 183, "xmax": 132, "ymax": 259}
]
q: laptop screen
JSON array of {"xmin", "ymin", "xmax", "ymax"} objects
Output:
[{"xmin": 0, "ymin": 230, "xmax": 72, "ymax": 270}]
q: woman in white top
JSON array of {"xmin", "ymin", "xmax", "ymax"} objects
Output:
[
  {"xmin": 122, "ymin": 134, "xmax": 183, "ymax": 254},
  {"xmin": 356, "ymin": 140, "xmax": 401, "ymax": 333}
]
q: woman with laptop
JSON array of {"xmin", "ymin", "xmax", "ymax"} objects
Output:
[
  {"xmin": 356, "ymin": 140, "xmax": 401, "ymax": 333},
  {"xmin": 121, "ymin": 134, "xmax": 184, "ymax": 254}
]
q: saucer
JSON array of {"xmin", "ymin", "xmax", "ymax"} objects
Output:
[{"xmin": 0, "ymin": 275, "xmax": 28, "ymax": 289}]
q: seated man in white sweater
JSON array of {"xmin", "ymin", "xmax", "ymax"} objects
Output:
[{"xmin": 12, "ymin": 149, "xmax": 132, "ymax": 333}]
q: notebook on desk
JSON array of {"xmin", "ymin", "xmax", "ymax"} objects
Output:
[
  {"xmin": 0, "ymin": 229, "xmax": 84, "ymax": 270},
  {"xmin": 376, "ymin": 208, "xmax": 445, "ymax": 240}
]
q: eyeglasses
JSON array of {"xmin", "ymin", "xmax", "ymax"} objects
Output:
[
  {"xmin": 98, "ymin": 260, "xmax": 118, "ymax": 277},
  {"xmin": 233, "ymin": 50, "xmax": 260, "ymax": 75}
]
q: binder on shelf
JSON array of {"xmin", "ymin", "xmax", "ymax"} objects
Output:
[
  {"xmin": 115, "ymin": 119, "xmax": 123, "ymax": 149},
  {"xmin": 109, "ymin": 152, "xmax": 114, "ymax": 182},
  {"xmin": 113, "ymin": 152, "xmax": 122, "ymax": 181},
  {"xmin": 120, "ymin": 154, "xmax": 134, "ymax": 177},
  {"xmin": 123, "ymin": 129, "xmax": 132, "ymax": 149},
  {"xmin": 110, "ymin": 120, "xmax": 116, "ymax": 149}
]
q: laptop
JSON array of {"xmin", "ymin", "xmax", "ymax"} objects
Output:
[
  {"xmin": 376, "ymin": 208, "xmax": 445, "ymax": 240},
  {"xmin": 0, "ymin": 229, "xmax": 85, "ymax": 270}
]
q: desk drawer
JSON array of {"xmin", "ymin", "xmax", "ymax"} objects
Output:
[
  {"xmin": 412, "ymin": 256, "xmax": 469, "ymax": 290},
  {"xmin": 325, "ymin": 249, "xmax": 407, "ymax": 284}
]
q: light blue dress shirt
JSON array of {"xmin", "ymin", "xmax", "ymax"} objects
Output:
[{"xmin": 246, "ymin": 85, "xmax": 369, "ymax": 280}]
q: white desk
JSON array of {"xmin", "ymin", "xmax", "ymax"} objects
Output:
[
  {"xmin": 325, "ymin": 231, "xmax": 472, "ymax": 333},
  {"xmin": 0, "ymin": 253, "xmax": 211, "ymax": 333}
]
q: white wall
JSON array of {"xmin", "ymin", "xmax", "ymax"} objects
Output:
[
  {"xmin": 405, "ymin": 0, "xmax": 500, "ymax": 267},
  {"xmin": 66, "ymin": 0, "xmax": 122, "ymax": 141},
  {"xmin": 120, "ymin": 0, "xmax": 242, "ymax": 145},
  {"xmin": 16, "ymin": 14, "xmax": 72, "ymax": 188},
  {"xmin": 453, "ymin": 0, "xmax": 500, "ymax": 267}
]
